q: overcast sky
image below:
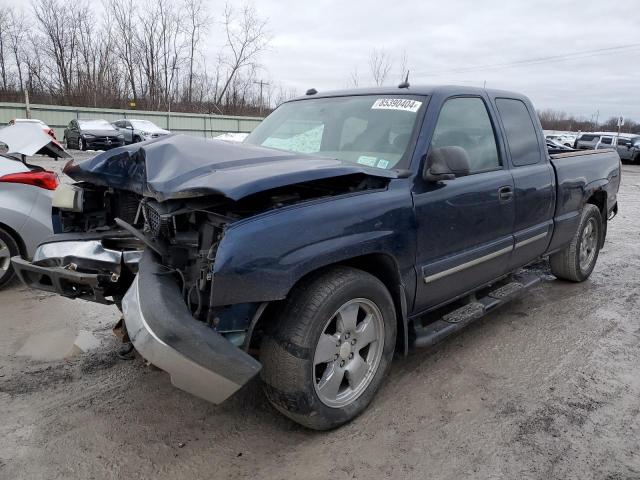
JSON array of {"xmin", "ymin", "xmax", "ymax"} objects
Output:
[{"xmin": 209, "ymin": 0, "xmax": 640, "ymax": 122}]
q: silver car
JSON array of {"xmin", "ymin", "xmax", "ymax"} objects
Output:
[
  {"xmin": 0, "ymin": 154, "xmax": 56, "ymax": 287},
  {"xmin": 111, "ymin": 119, "xmax": 170, "ymax": 144}
]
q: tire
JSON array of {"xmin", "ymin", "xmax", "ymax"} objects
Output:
[
  {"xmin": 260, "ymin": 266, "xmax": 397, "ymax": 430},
  {"xmin": 0, "ymin": 227, "xmax": 20, "ymax": 289},
  {"xmin": 133, "ymin": 135, "xmax": 141, "ymax": 143},
  {"xmin": 550, "ymin": 204, "xmax": 602, "ymax": 282},
  {"xmin": 77, "ymin": 137, "xmax": 85, "ymax": 151}
]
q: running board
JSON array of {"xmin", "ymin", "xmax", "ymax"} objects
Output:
[{"xmin": 413, "ymin": 272, "xmax": 542, "ymax": 349}]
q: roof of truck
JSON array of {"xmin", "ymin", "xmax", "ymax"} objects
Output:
[{"xmin": 291, "ymin": 85, "xmax": 529, "ymax": 102}]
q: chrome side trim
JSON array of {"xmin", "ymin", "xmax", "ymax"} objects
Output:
[
  {"xmin": 424, "ymin": 245, "xmax": 513, "ymax": 284},
  {"xmin": 514, "ymin": 232, "xmax": 548, "ymax": 249}
]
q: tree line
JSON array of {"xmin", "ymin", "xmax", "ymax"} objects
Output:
[
  {"xmin": 0, "ymin": 0, "xmax": 293, "ymax": 116},
  {"xmin": 538, "ymin": 108, "xmax": 640, "ymax": 134}
]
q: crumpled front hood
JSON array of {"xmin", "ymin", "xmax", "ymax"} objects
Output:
[{"xmin": 63, "ymin": 134, "xmax": 397, "ymax": 201}]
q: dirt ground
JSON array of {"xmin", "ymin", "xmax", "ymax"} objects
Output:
[{"xmin": 1, "ymin": 156, "xmax": 639, "ymax": 480}]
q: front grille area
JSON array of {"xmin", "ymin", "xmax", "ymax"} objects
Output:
[{"xmin": 142, "ymin": 201, "xmax": 171, "ymax": 238}]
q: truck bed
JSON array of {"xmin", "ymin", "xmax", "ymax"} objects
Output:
[{"xmin": 547, "ymin": 148, "xmax": 621, "ymax": 253}]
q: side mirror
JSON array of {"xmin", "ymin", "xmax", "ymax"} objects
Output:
[{"xmin": 423, "ymin": 146, "xmax": 471, "ymax": 182}]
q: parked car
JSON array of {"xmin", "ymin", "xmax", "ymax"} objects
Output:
[
  {"xmin": 13, "ymin": 86, "xmax": 621, "ymax": 429},
  {"xmin": 595, "ymin": 135, "xmax": 640, "ymax": 163},
  {"xmin": 111, "ymin": 119, "xmax": 170, "ymax": 144},
  {"xmin": 9, "ymin": 118, "xmax": 57, "ymax": 140},
  {"xmin": 546, "ymin": 138, "xmax": 573, "ymax": 153},
  {"xmin": 63, "ymin": 119, "xmax": 125, "ymax": 151},
  {"xmin": 216, "ymin": 132, "xmax": 249, "ymax": 142},
  {"xmin": 0, "ymin": 122, "xmax": 70, "ymax": 160},
  {"xmin": 573, "ymin": 133, "xmax": 603, "ymax": 150},
  {"xmin": 545, "ymin": 134, "xmax": 573, "ymax": 148},
  {"xmin": 0, "ymin": 154, "xmax": 57, "ymax": 288}
]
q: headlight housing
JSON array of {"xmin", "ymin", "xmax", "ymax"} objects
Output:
[{"xmin": 82, "ymin": 133, "xmax": 96, "ymax": 139}]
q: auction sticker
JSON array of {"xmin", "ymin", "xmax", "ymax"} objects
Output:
[
  {"xmin": 357, "ymin": 155, "xmax": 377, "ymax": 166},
  {"xmin": 371, "ymin": 98, "xmax": 422, "ymax": 112}
]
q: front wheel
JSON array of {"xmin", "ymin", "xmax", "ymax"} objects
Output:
[
  {"xmin": 260, "ymin": 266, "xmax": 396, "ymax": 430},
  {"xmin": 550, "ymin": 204, "xmax": 602, "ymax": 282},
  {"xmin": 77, "ymin": 137, "xmax": 85, "ymax": 151}
]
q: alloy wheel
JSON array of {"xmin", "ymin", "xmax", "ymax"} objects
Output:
[
  {"xmin": 313, "ymin": 298, "xmax": 385, "ymax": 408},
  {"xmin": 0, "ymin": 238, "xmax": 11, "ymax": 279},
  {"xmin": 579, "ymin": 217, "xmax": 598, "ymax": 271}
]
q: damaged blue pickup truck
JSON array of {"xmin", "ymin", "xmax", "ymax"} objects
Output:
[{"xmin": 13, "ymin": 86, "xmax": 620, "ymax": 429}]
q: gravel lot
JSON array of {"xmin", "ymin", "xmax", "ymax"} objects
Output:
[{"xmin": 1, "ymin": 152, "xmax": 639, "ymax": 479}]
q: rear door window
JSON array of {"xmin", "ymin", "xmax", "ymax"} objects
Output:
[{"xmin": 496, "ymin": 98, "xmax": 541, "ymax": 166}]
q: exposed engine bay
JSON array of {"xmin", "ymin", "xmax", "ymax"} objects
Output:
[{"xmin": 35, "ymin": 173, "xmax": 388, "ymax": 343}]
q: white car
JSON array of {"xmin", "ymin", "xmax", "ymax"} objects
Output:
[
  {"xmin": 216, "ymin": 132, "xmax": 249, "ymax": 142},
  {"xmin": 9, "ymin": 118, "xmax": 58, "ymax": 140},
  {"xmin": 545, "ymin": 134, "xmax": 574, "ymax": 148}
]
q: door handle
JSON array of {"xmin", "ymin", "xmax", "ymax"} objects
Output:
[{"xmin": 498, "ymin": 186, "xmax": 513, "ymax": 201}]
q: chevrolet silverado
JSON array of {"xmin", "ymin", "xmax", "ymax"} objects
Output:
[{"xmin": 12, "ymin": 85, "xmax": 621, "ymax": 429}]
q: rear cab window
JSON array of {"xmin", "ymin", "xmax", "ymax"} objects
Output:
[{"xmin": 495, "ymin": 98, "xmax": 542, "ymax": 166}]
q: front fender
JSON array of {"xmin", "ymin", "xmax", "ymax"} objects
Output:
[{"xmin": 210, "ymin": 186, "xmax": 415, "ymax": 306}]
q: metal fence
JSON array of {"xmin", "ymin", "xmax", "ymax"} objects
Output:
[{"xmin": 0, "ymin": 102, "xmax": 263, "ymax": 140}]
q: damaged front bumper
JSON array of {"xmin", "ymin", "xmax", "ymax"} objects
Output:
[
  {"xmin": 122, "ymin": 250, "xmax": 261, "ymax": 403},
  {"xmin": 12, "ymin": 232, "xmax": 142, "ymax": 304},
  {"xmin": 12, "ymin": 238, "xmax": 262, "ymax": 404}
]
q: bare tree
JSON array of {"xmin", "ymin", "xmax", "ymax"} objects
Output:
[
  {"xmin": 348, "ymin": 67, "xmax": 359, "ymax": 88},
  {"xmin": 32, "ymin": 0, "xmax": 82, "ymax": 99},
  {"xmin": 369, "ymin": 48, "xmax": 392, "ymax": 86},
  {"xmin": 0, "ymin": 0, "xmax": 274, "ymax": 115},
  {"xmin": 7, "ymin": 8, "xmax": 28, "ymax": 92},
  {"xmin": 216, "ymin": 3, "xmax": 270, "ymax": 105},
  {"xmin": 0, "ymin": 9, "xmax": 9, "ymax": 90},
  {"xmin": 183, "ymin": 0, "xmax": 209, "ymax": 103},
  {"xmin": 398, "ymin": 49, "xmax": 409, "ymax": 83},
  {"xmin": 107, "ymin": 0, "xmax": 140, "ymax": 103},
  {"xmin": 156, "ymin": 0, "xmax": 184, "ymax": 108}
]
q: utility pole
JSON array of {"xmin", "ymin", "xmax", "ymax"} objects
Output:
[
  {"xmin": 24, "ymin": 88, "xmax": 31, "ymax": 119},
  {"xmin": 254, "ymin": 80, "xmax": 270, "ymax": 116}
]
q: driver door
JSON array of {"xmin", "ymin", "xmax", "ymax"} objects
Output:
[{"xmin": 412, "ymin": 96, "xmax": 515, "ymax": 312}]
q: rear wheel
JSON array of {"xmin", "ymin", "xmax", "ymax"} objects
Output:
[
  {"xmin": 0, "ymin": 227, "xmax": 20, "ymax": 289},
  {"xmin": 260, "ymin": 266, "xmax": 396, "ymax": 430},
  {"xmin": 550, "ymin": 204, "xmax": 602, "ymax": 282}
]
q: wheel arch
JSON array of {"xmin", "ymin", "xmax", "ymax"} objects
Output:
[
  {"xmin": 0, "ymin": 221, "xmax": 27, "ymax": 257},
  {"xmin": 585, "ymin": 189, "xmax": 607, "ymax": 246},
  {"xmin": 249, "ymin": 252, "xmax": 409, "ymax": 356}
]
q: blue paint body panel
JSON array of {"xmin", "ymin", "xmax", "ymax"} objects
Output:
[{"xmin": 64, "ymin": 85, "xmax": 622, "ymax": 323}]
